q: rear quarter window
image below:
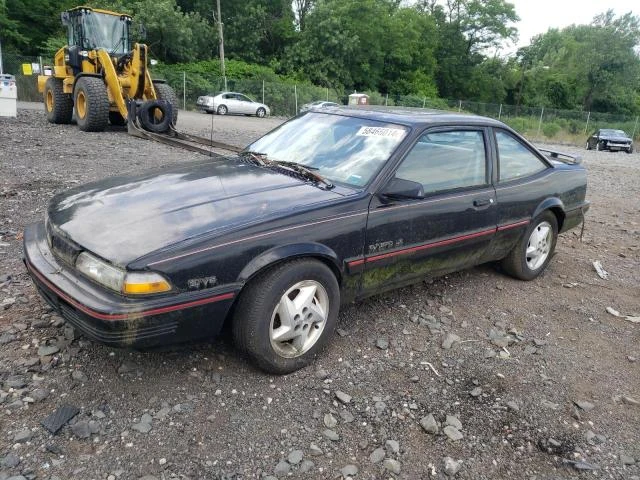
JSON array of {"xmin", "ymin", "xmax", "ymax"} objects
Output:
[{"xmin": 496, "ymin": 130, "xmax": 547, "ymax": 182}]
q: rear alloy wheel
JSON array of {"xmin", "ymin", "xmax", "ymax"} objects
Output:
[
  {"xmin": 501, "ymin": 211, "xmax": 558, "ymax": 281},
  {"xmin": 232, "ymin": 259, "xmax": 339, "ymax": 374},
  {"xmin": 217, "ymin": 105, "xmax": 228, "ymax": 115},
  {"xmin": 256, "ymin": 107, "xmax": 266, "ymax": 118},
  {"xmin": 44, "ymin": 77, "xmax": 73, "ymax": 124},
  {"xmin": 74, "ymin": 77, "xmax": 109, "ymax": 132}
]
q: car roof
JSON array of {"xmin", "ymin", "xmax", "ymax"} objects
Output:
[{"xmin": 312, "ymin": 106, "xmax": 507, "ymax": 128}]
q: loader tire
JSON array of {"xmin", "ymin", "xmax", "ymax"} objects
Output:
[
  {"xmin": 74, "ymin": 77, "xmax": 109, "ymax": 132},
  {"xmin": 44, "ymin": 78, "xmax": 73, "ymax": 124},
  {"xmin": 109, "ymin": 111, "xmax": 127, "ymax": 126},
  {"xmin": 153, "ymin": 82, "xmax": 178, "ymax": 126}
]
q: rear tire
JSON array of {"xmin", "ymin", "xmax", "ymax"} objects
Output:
[
  {"xmin": 153, "ymin": 82, "xmax": 178, "ymax": 126},
  {"xmin": 232, "ymin": 259, "xmax": 340, "ymax": 374},
  {"xmin": 44, "ymin": 78, "xmax": 73, "ymax": 124},
  {"xmin": 217, "ymin": 105, "xmax": 228, "ymax": 115},
  {"xmin": 501, "ymin": 211, "xmax": 558, "ymax": 281},
  {"xmin": 74, "ymin": 77, "xmax": 109, "ymax": 132}
]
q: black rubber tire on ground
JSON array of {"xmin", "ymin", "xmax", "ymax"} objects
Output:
[
  {"xmin": 585, "ymin": 141, "xmax": 591, "ymax": 150},
  {"xmin": 44, "ymin": 77, "xmax": 73, "ymax": 124},
  {"xmin": 501, "ymin": 211, "xmax": 558, "ymax": 281},
  {"xmin": 74, "ymin": 77, "xmax": 109, "ymax": 132},
  {"xmin": 232, "ymin": 259, "xmax": 340, "ymax": 374},
  {"xmin": 153, "ymin": 82, "xmax": 178, "ymax": 126},
  {"xmin": 108, "ymin": 111, "xmax": 127, "ymax": 126},
  {"xmin": 138, "ymin": 100, "xmax": 171, "ymax": 133},
  {"xmin": 217, "ymin": 105, "xmax": 228, "ymax": 115},
  {"xmin": 626, "ymin": 144, "xmax": 634, "ymax": 154},
  {"xmin": 596, "ymin": 141, "xmax": 603, "ymax": 151},
  {"xmin": 256, "ymin": 107, "xmax": 266, "ymax": 118}
]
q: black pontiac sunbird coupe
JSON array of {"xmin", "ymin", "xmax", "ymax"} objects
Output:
[{"xmin": 24, "ymin": 108, "xmax": 589, "ymax": 373}]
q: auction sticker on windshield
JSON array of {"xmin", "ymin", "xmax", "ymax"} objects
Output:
[{"xmin": 356, "ymin": 126, "xmax": 405, "ymax": 138}]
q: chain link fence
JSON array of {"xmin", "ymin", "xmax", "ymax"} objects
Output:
[{"xmin": 3, "ymin": 52, "xmax": 639, "ymax": 145}]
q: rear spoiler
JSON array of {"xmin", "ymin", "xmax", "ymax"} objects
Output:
[{"xmin": 537, "ymin": 148, "xmax": 582, "ymax": 165}]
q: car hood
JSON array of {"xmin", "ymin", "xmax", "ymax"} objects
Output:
[{"xmin": 48, "ymin": 158, "xmax": 344, "ymax": 266}]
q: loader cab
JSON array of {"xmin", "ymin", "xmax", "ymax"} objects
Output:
[{"xmin": 62, "ymin": 7, "xmax": 132, "ymax": 71}]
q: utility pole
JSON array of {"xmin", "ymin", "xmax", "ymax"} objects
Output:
[
  {"xmin": 0, "ymin": 38, "xmax": 4, "ymax": 75},
  {"xmin": 215, "ymin": 0, "xmax": 226, "ymax": 90}
]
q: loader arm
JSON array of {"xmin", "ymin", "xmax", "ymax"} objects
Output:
[{"xmin": 96, "ymin": 49, "xmax": 128, "ymax": 119}]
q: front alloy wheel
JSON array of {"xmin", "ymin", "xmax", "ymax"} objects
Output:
[
  {"xmin": 269, "ymin": 280, "xmax": 329, "ymax": 358},
  {"xmin": 233, "ymin": 259, "xmax": 340, "ymax": 374}
]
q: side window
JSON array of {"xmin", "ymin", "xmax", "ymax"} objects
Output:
[
  {"xmin": 395, "ymin": 130, "xmax": 487, "ymax": 195},
  {"xmin": 496, "ymin": 130, "xmax": 547, "ymax": 182}
]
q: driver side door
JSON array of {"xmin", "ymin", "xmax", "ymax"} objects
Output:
[{"xmin": 362, "ymin": 128, "xmax": 497, "ymax": 295}]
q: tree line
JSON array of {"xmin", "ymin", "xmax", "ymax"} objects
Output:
[{"xmin": 2, "ymin": 0, "xmax": 639, "ymax": 114}]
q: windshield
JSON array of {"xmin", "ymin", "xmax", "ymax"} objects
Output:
[
  {"xmin": 83, "ymin": 12, "xmax": 130, "ymax": 54},
  {"xmin": 601, "ymin": 129, "xmax": 627, "ymax": 136},
  {"xmin": 247, "ymin": 113, "xmax": 408, "ymax": 188}
]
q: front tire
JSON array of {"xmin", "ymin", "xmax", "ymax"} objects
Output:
[
  {"xmin": 44, "ymin": 77, "xmax": 73, "ymax": 124},
  {"xmin": 626, "ymin": 145, "xmax": 634, "ymax": 154},
  {"xmin": 232, "ymin": 259, "xmax": 340, "ymax": 374},
  {"xmin": 74, "ymin": 77, "xmax": 109, "ymax": 132},
  {"xmin": 256, "ymin": 107, "xmax": 266, "ymax": 118},
  {"xmin": 596, "ymin": 141, "xmax": 603, "ymax": 151},
  {"xmin": 501, "ymin": 211, "xmax": 558, "ymax": 281},
  {"xmin": 585, "ymin": 141, "xmax": 591, "ymax": 150}
]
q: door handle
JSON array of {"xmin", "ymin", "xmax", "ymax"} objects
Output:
[{"xmin": 473, "ymin": 198, "xmax": 494, "ymax": 207}]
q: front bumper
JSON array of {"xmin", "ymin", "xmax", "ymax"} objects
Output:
[{"xmin": 23, "ymin": 222, "xmax": 238, "ymax": 349}]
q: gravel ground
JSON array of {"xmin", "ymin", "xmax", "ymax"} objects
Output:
[{"xmin": 0, "ymin": 107, "xmax": 639, "ymax": 480}]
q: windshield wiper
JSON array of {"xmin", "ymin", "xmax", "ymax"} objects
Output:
[{"xmin": 240, "ymin": 152, "xmax": 333, "ymax": 189}]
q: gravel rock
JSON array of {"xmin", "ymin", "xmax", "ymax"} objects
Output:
[
  {"xmin": 620, "ymin": 454, "xmax": 636, "ymax": 465},
  {"xmin": 376, "ymin": 338, "xmax": 389, "ymax": 350},
  {"xmin": 339, "ymin": 410, "xmax": 355, "ymax": 423},
  {"xmin": 71, "ymin": 370, "xmax": 88, "ymax": 382},
  {"xmin": 444, "ymin": 457, "xmax": 463, "ymax": 476},
  {"xmin": 274, "ymin": 460, "xmax": 290, "ymax": 476},
  {"xmin": 132, "ymin": 414, "xmax": 153, "ymax": 434},
  {"xmin": 574, "ymin": 399, "xmax": 595, "ymax": 411},
  {"xmin": 299, "ymin": 459, "xmax": 314, "ymax": 473},
  {"xmin": 71, "ymin": 421, "xmax": 91, "ymax": 439},
  {"xmin": 506, "ymin": 401, "xmax": 520, "ymax": 412},
  {"xmin": 341, "ymin": 464, "xmax": 358, "ymax": 477},
  {"xmin": 622, "ymin": 396, "xmax": 639, "ymax": 406},
  {"xmin": 369, "ymin": 447, "xmax": 385, "ymax": 464},
  {"xmin": 0, "ymin": 332, "xmax": 17, "ymax": 344},
  {"xmin": 383, "ymin": 458, "xmax": 402, "ymax": 474},
  {"xmin": 443, "ymin": 426, "xmax": 463, "ymax": 441},
  {"xmin": 442, "ymin": 333, "xmax": 461, "ymax": 350},
  {"xmin": 1, "ymin": 453, "xmax": 20, "ymax": 468},
  {"xmin": 385, "ymin": 439, "xmax": 400, "ymax": 454},
  {"xmin": 323, "ymin": 413, "xmax": 337, "ymax": 428},
  {"xmin": 309, "ymin": 443, "xmax": 323, "ymax": 456},
  {"xmin": 37, "ymin": 345, "xmax": 59, "ymax": 356},
  {"xmin": 117, "ymin": 361, "xmax": 137, "ymax": 374},
  {"xmin": 13, "ymin": 429, "xmax": 32, "ymax": 443},
  {"xmin": 420, "ymin": 414, "xmax": 439, "ymax": 434},
  {"xmin": 335, "ymin": 390, "xmax": 352, "ymax": 404},
  {"xmin": 445, "ymin": 415, "xmax": 462, "ymax": 430},
  {"xmin": 470, "ymin": 387, "xmax": 482, "ymax": 397},
  {"xmin": 287, "ymin": 450, "xmax": 303, "ymax": 465},
  {"xmin": 322, "ymin": 429, "xmax": 340, "ymax": 441}
]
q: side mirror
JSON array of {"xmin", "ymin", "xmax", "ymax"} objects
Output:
[
  {"xmin": 61, "ymin": 12, "xmax": 70, "ymax": 26},
  {"xmin": 381, "ymin": 178, "xmax": 424, "ymax": 200}
]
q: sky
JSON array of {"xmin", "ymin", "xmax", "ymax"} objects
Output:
[{"xmin": 509, "ymin": 0, "xmax": 638, "ymax": 50}]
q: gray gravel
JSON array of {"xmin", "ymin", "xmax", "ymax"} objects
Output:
[{"xmin": 0, "ymin": 107, "xmax": 639, "ymax": 479}]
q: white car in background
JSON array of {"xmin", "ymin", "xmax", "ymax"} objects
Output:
[
  {"xmin": 300, "ymin": 100, "xmax": 340, "ymax": 113},
  {"xmin": 196, "ymin": 92, "xmax": 270, "ymax": 117}
]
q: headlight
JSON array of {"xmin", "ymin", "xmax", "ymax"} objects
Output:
[
  {"xmin": 75, "ymin": 253, "xmax": 171, "ymax": 295},
  {"xmin": 76, "ymin": 252, "xmax": 125, "ymax": 292}
]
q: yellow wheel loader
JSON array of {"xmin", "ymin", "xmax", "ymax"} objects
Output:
[{"xmin": 38, "ymin": 6, "xmax": 177, "ymax": 132}]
